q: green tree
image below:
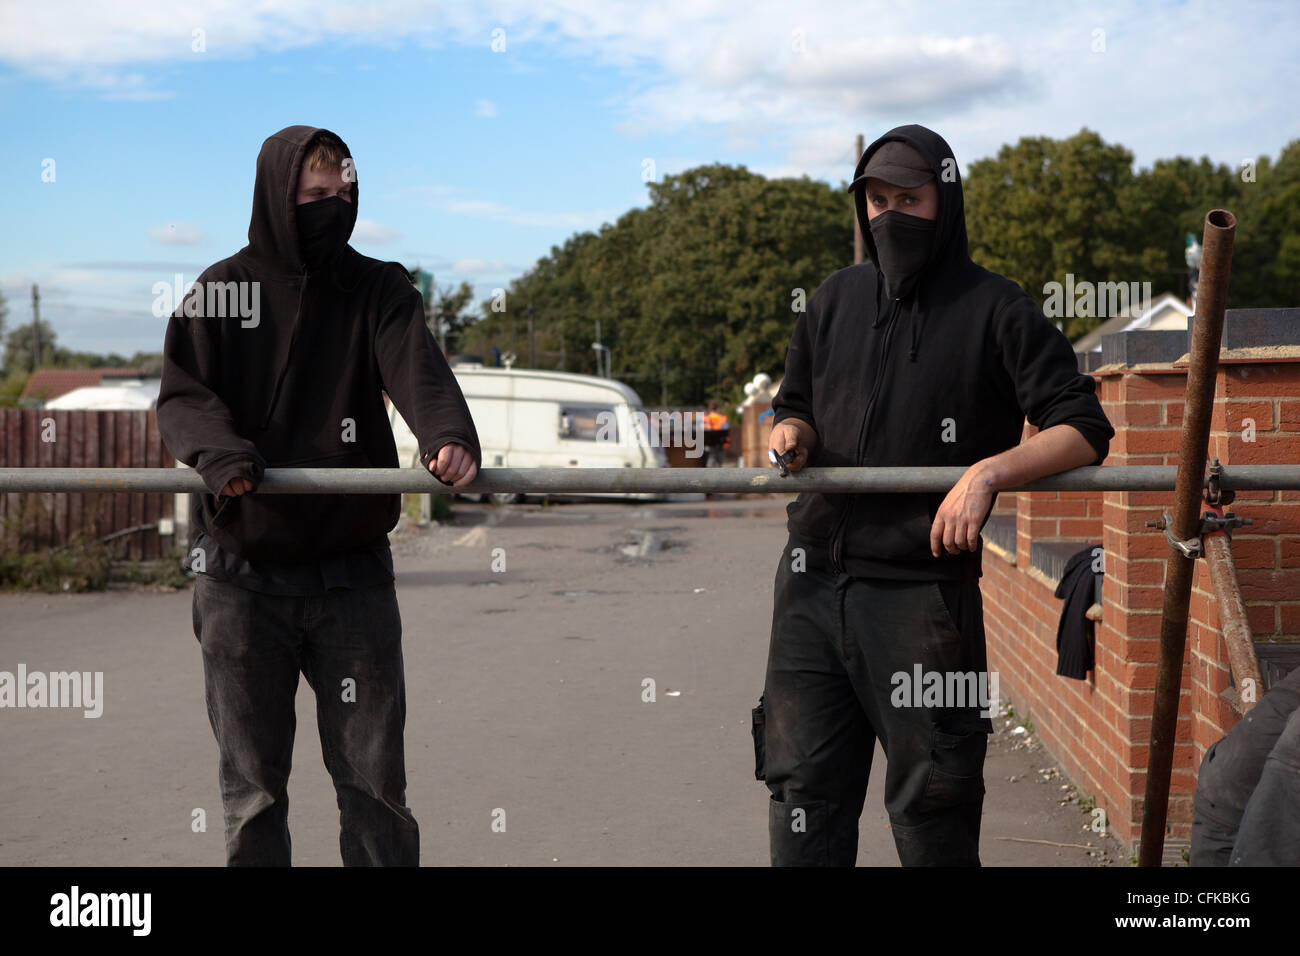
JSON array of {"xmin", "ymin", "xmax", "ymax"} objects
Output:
[
  {"xmin": 434, "ymin": 281, "xmax": 478, "ymax": 355},
  {"xmin": 460, "ymin": 230, "xmax": 605, "ymax": 370},
  {"xmin": 463, "ymin": 132, "xmax": 1299, "ymax": 387},
  {"xmin": 965, "ymin": 128, "xmax": 1142, "ymax": 340},
  {"xmin": 632, "ymin": 165, "xmax": 852, "ymax": 402},
  {"xmin": 1119, "ymin": 155, "xmax": 1241, "ymax": 299},
  {"xmin": 0, "ymin": 367, "xmax": 29, "ymax": 406},
  {"xmin": 460, "ymin": 164, "xmax": 852, "ymax": 405},
  {"xmin": 50, "ymin": 350, "xmax": 130, "ymax": 370},
  {"xmin": 2, "ymin": 320, "xmax": 59, "ymax": 377},
  {"xmin": 128, "ymin": 351, "xmax": 165, "ymax": 377},
  {"xmin": 1232, "ymin": 140, "xmax": 1300, "ymax": 307},
  {"xmin": 962, "ymin": 129, "xmax": 1300, "ymax": 337}
]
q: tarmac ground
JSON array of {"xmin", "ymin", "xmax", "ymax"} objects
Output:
[{"xmin": 0, "ymin": 496, "xmax": 1129, "ymax": 866}]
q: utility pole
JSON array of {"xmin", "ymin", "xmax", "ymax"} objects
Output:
[
  {"xmin": 853, "ymin": 133, "xmax": 865, "ymax": 265},
  {"xmin": 592, "ymin": 320, "xmax": 611, "ymax": 378},
  {"xmin": 31, "ymin": 283, "xmax": 41, "ymax": 370}
]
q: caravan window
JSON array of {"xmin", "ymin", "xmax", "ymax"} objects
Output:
[{"xmin": 559, "ymin": 405, "xmax": 617, "ymax": 442}]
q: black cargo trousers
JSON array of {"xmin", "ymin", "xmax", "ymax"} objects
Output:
[{"xmin": 758, "ymin": 549, "xmax": 994, "ymax": 866}]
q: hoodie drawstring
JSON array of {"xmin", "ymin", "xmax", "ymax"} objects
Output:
[
  {"xmin": 870, "ymin": 268, "xmax": 926, "ymax": 360},
  {"xmin": 869, "ymin": 270, "xmax": 924, "ymax": 361}
]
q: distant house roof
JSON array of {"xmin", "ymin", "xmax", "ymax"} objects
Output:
[
  {"xmin": 44, "ymin": 381, "xmax": 160, "ymax": 410},
  {"xmin": 19, "ymin": 367, "xmax": 149, "ymax": 402},
  {"xmin": 1072, "ymin": 292, "xmax": 1192, "ymax": 353}
]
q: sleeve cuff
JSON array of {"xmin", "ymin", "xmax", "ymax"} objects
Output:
[{"xmin": 198, "ymin": 451, "xmax": 266, "ymax": 496}]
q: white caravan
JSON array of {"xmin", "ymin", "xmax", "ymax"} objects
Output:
[{"xmin": 385, "ymin": 365, "xmax": 677, "ymax": 502}]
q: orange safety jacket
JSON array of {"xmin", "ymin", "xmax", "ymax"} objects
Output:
[{"xmin": 703, "ymin": 412, "xmax": 730, "ymax": 447}]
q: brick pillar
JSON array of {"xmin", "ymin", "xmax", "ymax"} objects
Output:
[
  {"xmin": 1096, "ymin": 366, "xmax": 1198, "ymax": 845},
  {"xmin": 1187, "ymin": 358, "xmax": 1300, "ymax": 756}
]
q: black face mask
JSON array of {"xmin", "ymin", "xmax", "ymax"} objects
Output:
[
  {"xmin": 869, "ymin": 209, "xmax": 936, "ymax": 299},
  {"xmin": 296, "ymin": 196, "xmax": 354, "ymax": 270}
]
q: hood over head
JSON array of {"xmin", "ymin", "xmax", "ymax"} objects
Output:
[
  {"xmin": 246, "ymin": 125, "xmax": 358, "ymax": 274},
  {"xmin": 849, "ymin": 124, "xmax": 969, "ymax": 295}
]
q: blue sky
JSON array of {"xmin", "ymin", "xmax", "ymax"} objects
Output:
[{"xmin": 2, "ymin": 0, "xmax": 1298, "ymax": 357}]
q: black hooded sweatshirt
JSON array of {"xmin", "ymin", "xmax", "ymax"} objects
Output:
[
  {"xmin": 772, "ymin": 124, "xmax": 1113, "ymax": 580},
  {"xmin": 156, "ymin": 125, "xmax": 480, "ymax": 564}
]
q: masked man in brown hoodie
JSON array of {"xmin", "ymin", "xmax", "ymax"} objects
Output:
[{"xmin": 157, "ymin": 126, "xmax": 480, "ymax": 866}]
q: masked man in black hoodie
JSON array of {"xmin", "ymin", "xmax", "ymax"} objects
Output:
[
  {"xmin": 762, "ymin": 125, "xmax": 1114, "ymax": 866},
  {"xmin": 157, "ymin": 126, "xmax": 481, "ymax": 866}
]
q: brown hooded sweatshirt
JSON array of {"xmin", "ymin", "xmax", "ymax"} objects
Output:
[{"xmin": 157, "ymin": 125, "xmax": 480, "ymax": 566}]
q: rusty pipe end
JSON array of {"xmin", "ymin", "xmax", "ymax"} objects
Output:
[{"xmin": 1206, "ymin": 209, "xmax": 1236, "ymax": 233}]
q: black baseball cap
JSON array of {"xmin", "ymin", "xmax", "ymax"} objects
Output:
[{"xmin": 846, "ymin": 141, "xmax": 935, "ymax": 191}]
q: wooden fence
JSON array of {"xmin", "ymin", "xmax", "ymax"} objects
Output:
[{"xmin": 0, "ymin": 409, "xmax": 176, "ymax": 560}]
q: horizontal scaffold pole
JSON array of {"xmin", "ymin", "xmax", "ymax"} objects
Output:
[{"xmin": 1, "ymin": 465, "xmax": 1299, "ymax": 495}]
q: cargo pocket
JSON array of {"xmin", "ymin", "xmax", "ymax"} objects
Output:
[
  {"xmin": 751, "ymin": 695, "xmax": 766, "ymax": 781},
  {"xmin": 922, "ymin": 726, "xmax": 987, "ymax": 812}
]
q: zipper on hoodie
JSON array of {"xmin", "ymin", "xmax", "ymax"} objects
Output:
[{"xmin": 828, "ymin": 296, "xmax": 902, "ymax": 573}]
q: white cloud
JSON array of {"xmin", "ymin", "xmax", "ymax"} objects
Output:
[
  {"xmin": 148, "ymin": 221, "xmax": 205, "ymax": 245},
  {"xmin": 475, "ymin": 98, "xmax": 498, "ymax": 118},
  {"xmin": 352, "ymin": 219, "xmax": 402, "ymax": 242},
  {"xmin": 1, "ymin": 1, "xmax": 1296, "ymax": 174}
]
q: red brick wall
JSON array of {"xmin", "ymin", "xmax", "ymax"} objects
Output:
[{"xmin": 982, "ymin": 357, "xmax": 1300, "ymax": 852}]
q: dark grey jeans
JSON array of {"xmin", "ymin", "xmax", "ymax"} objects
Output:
[
  {"xmin": 191, "ymin": 574, "xmax": 419, "ymax": 866},
  {"xmin": 761, "ymin": 554, "xmax": 993, "ymax": 866}
]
